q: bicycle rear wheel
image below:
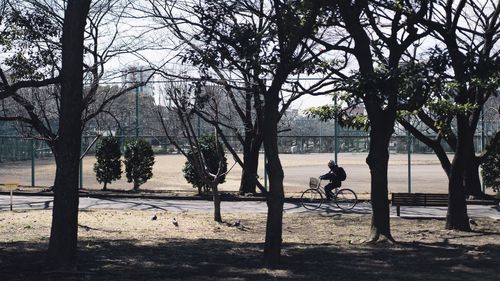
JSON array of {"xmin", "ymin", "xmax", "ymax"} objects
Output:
[
  {"xmin": 300, "ymin": 188, "xmax": 323, "ymax": 210},
  {"xmin": 335, "ymin": 188, "xmax": 357, "ymax": 211}
]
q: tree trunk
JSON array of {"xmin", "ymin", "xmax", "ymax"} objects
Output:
[
  {"xmin": 401, "ymin": 118, "xmax": 453, "ymax": 179},
  {"xmin": 263, "ymin": 83, "xmax": 284, "ymax": 267},
  {"xmin": 102, "ymin": 182, "xmax": 107, "ymax": 191},
  {"xmin": 46, "ymin": 0, "xmax": 91, "ymax": 270},
  {"xmin": 447, "ymin": 159, "xmax": 471, "ymax": 230},
  {"xmin": 133, "ymin": 181, "xmax": 140, "ymax": 191},
  {"xmin": 446, "ymin": 115, "xmax": 471, "ymax": 231},
  {"xmin": 464, "ymin": 150, "xmax": 484, "ymax": 198},
  {"xmin": 239, "ymin": 134, "xmax": 263, "ymax": 195},
  {"xmin": 464, "ymin": 159, "xmax": 482, "ymax": 197},
  {"xmin": 47, "ymin": 151, "xmax": 81, "ymax": 270},
  {"xmin": 365, "ymin": 117, "xmax": 395, "ymax": 242},
  {"xmin": 211, "ymin": 183, "xmax": 222, "ymax": 222}
]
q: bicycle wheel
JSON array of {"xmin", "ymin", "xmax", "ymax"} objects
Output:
[
  {"xmin": 335, "ymin": 188, "xmax": 357, "ymax": 211},
  {"xmin": 300, "ymin": 188, "xmax": 323, "ymax": 210}
]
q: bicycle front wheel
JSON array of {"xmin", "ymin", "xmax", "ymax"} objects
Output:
[
  {"xmin": 335, "ymin": 188, "xmax": 357, "ymax": 211},
  {"xmin": 300, "ymin": 188, "xmax": 323, "ymax": 210}
]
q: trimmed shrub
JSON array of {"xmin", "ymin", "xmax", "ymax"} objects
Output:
[
  {"xmin": 94, "ymin": 136, "xmax": 122, "ymax": 190},
  {"xmin": 124, "ymin": 138, "xmax": 155, "ymax": 190},
  {"xmin": 481, "ymin": 136, "xmax": 500, "ymax": 192},
  {"xmin": 183, "ymin": 135, "xmax": 227, "ymax": 195}
]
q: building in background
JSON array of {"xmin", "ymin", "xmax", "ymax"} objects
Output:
[{"xmin": 122, "ymin": 66, "xmax": 155, "ymax": 96}]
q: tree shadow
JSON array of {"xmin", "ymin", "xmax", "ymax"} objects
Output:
[{"xmin": 1, "ymin": 237, "xmax": 499, "ymax": 281}]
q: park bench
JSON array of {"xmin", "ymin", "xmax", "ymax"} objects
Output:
[{"xmin": 391, "ymin": 193, "xmax": 499, "ymax": 216}]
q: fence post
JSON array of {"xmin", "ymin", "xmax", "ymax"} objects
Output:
[
  {"xmin": 334, "ymin": 99, "xmax": 338, "ymax": 164},
  {"xmin": 407, "ymin": 131, "xmax": 412, "ymax": 193},
  {"xmin": 481, "ymin": 108, "xmax": 485, "ymax": 193},
  {"xmin": 31, "ymin": 138, "xmax": 35, "ymax": 187},
  {"xmin": 319, "ymin": 122, "xmax": 322, "ymax": 153},
  {"xmin": 135, "ymin": 87, "xmax": 140, "ymax": 137}
]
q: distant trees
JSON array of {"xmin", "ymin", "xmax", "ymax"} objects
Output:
[
  {"xmin": 124, "ymin": 138, "xmax": 155, "ymax": 191},
  {"xmin": 94, "ymin": 136, "xmax": 122, "ymax": 191}
]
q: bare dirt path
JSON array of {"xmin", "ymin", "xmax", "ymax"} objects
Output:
[{"xmin": 1, "ymin": 195, "xmax": 499, "ymax": 220}]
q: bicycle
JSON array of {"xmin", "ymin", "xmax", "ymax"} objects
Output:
[{"xmin": 301, "ymin": 177, "xmax": 358, "ymax": 211}]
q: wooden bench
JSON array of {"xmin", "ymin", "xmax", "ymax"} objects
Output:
[{"xmin": 391, "ymin": 193, "xmax": 499, "ymax": 216}]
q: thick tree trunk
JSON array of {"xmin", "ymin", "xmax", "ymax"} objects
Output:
[
  {"xmin": 46, "ymin": 0, "xmax": 91, "ymax": 270},
  {"xmin": 464, "ymin": 149, "xmax": 484, "ymax": 198},
  {"xmin": 102, "ymin": 182, "xmax": 107, "ymax": 191},
  {"xmin": 211, "ymin": 183, "xmax": 222, "ymax": 222},
  {"xmin": 446, "ymin": 115, "xmax": 471, "ymax": 231},
  {"xmin": 447, "ymin": 159, "xmax": 471, "ymax": 230},
  {"xmin": 133, "ymin": 181, "xmax": 140, "ymax": 191},
  {"xmin": 464, "ymin": 132, "xmax": 491, "ymax": 199},
  {"xmin": 365, "ymin": 118, "xmax": 395, "ymax": 242},
  {"xmin": 239, "ymin": 134, "xmax": 253, "ymax": 195},
  {"xmin": 239, "ymin": 135, "xmax": 263, "ymax": 195},
  {"xmin": 263, "ymin": 84, "xmax": 284, "ymax": 266},
  {"xmin": 264, "ymin": 184, "xmax": 284, "ymax": 265},
  {"xmin": 47, "ymin": 151, "xmax": 81, "ymax": 269}
]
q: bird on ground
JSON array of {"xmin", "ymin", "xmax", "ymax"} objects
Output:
[
  {"xmin": 151, "ymin": 214, "xmax": 157, "ymax": 221},
  {"xmin": 469, "ymin": 219, "xmax": 478, "ymax": 226},
  {"xmin": 233, "ymin": 220, "xmax": 241, "ymax": 227},
  {"xmin": 172, "ymin": 217, "xmax": 179, "ymax": 227}
]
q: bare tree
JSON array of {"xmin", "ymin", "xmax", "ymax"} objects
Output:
[
  {"xmin": 135, "ymin": 0, "xmax": 331, "ymax": 264},
  {"xmin": 136, "ymin": 0, "xmax": 340, "ymax": 198},
  {"xmin": 158, "ymin": 82, "xmax": 233, "ymax": 222}
]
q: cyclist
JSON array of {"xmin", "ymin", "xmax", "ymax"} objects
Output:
[{"xmin": 319, "ymin": 160, "xmax": 346, "ymax": 200}]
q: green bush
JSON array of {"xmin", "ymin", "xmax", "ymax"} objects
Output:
[
  {"xmin": 94, "ymin": 136, "xmax": 122, "ymax": 190},
  {"xmin": 183, "ymin": 135, "xmax": 227, "ymax": 194},
  {"xmin": 481, "ymin": 136, "xmax": 500, "ymax": 192},
  {"xmin": 124, "ymin": 138, "xmax": 155, "ymax": 190}
]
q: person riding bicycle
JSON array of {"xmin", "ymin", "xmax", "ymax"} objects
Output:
[{"xmin": 319, "ymin": 160, "xmax": 346, "ymax": 200}]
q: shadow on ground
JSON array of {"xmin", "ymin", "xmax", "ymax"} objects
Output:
[{"xmin": 1, "ymin": 237, "xmax": 499, "ymax": 281}]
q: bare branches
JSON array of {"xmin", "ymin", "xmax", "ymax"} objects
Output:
[{"xmin": 0, "ymin": 72, "xmax": 60, "ymax": 100}]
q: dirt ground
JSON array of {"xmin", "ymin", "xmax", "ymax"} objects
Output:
[
  {"xmin": 0, "ymin": 152, "xmax": 476, "ymax": 195},
  {"xmin": 0, "ymin": 209, "xmax": 499, "ymax": 280}
]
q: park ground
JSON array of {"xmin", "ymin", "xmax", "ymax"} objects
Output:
[{"xmin": 0, "ymin": 209, "xmax": 499, "ymax": 280}]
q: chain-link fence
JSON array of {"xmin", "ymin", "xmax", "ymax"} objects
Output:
[{"xmin": 0, "ymin": 131, "xmax": 497, "ymax": 195}]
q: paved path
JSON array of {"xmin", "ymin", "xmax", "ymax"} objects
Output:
[{"xmin": 0, "ymin": 195, "xmax": 499, "ymax": 220}]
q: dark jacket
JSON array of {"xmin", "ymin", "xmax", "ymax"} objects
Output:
[{"xmin": 320, "ymin": 166, "xmax": 342, "ymax": 187}]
